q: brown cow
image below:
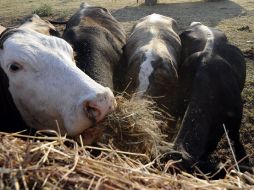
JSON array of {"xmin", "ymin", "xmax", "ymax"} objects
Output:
[
  {"xmin": 119, "ymin": 13, "xmax": 181, "ymax": 124},
  {"xmin": 62, "ymin": 4, "xmax": 126, "ymax": 90},
  {"xmin": 20, "ymin": 14, "xmax": 60, "ymax": 36}
]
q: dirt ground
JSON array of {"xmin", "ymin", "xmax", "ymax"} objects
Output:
[{"xmin": 0, "ymin": 0, "xmax": 254, "ymax": 168}]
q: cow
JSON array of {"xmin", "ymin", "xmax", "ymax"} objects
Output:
[
  {"xmin": 20, "ymin": 14, "xmax": 60, "ymax": 37},
  {"xmin": 119, "ymin": 13, "xmax": 181, "ymax": 125},
  {"xmin": 62, "ymin": 3, "xmax": 126, "ymax": 91},
  {"xmin": 166, "ymin": 22, "xmax": 248, "ymax": 177},
  {"xmin": 0, "ymin": 17, "xmax": 117, "ymax": 145}
]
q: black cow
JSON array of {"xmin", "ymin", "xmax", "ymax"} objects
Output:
[
  {"xmin": 167, "ymin": 22, "xmax": 248, "ymax": 177},
  {"xmin": 62, "ymin": 3, "xmax": 126, "ymax": 90}
]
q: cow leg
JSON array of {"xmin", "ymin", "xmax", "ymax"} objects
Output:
[
  {"xmin": 224, "ymin": 105, "xmax": 249, "ymax": 167},
  {"xmin": 173, "ymin": 101, "xmax": 215, "ymax": 162},
  {"xmin": 172, "ymin": 100, "xmax": 231, "ymax": 179},
  {"xmin": 174, "ymin": 71, "xmax": 218, "ymax": 162},
  {"xmin": 200, "ymin": 122, "xmax": 224, "ymax": 161},
  {"xmin": 171, "ymin": 102, "xmax": 228, "ymax": 178},
  {"xmin": 229, "ymin": 130, "xmax": 249, "ymax": 167}
]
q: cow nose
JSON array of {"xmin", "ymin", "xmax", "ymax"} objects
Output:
[{"xmin": 83, "ymin": 91, "xmax": 117, "ymax": 123}]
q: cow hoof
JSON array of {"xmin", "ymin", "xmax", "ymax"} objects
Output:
[
  {"xmin": 158, "ymin": 151, "xmax": 193, "ymax": 174},
  {"xmin": 193, "ymin": 161, "xmax": 227, "ymax": 180},
  {"xmin": 158, "ymin": 151, "xmax": 227, "ymax": 179}
]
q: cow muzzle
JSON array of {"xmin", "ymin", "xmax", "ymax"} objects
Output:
[{"xmin": 83, "ymin": 88, "xmax": 117, "ymax": 124}]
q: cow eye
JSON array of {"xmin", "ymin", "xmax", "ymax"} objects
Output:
[{"xmin": 9, "ymin": 62, "xmax": 22, "ymax": 72}]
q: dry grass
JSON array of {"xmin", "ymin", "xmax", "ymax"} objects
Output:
[
  {"xmin": 99, "ymin": 95, "xmax": 174, "ymax": 159},
  {"xmin": 0, "ymin": 132, "xmax": 254, "ymax": 190},
  {"xmin": 0, "ymin": 96, "xmax": 253, "ymax": 189}
]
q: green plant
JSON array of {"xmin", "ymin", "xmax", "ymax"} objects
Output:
[{"xmin": 33, "ymin": 4, "xmax": 53, "ymax": 17}]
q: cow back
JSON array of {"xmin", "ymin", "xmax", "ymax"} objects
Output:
[
  {"xmin": 215, "ymin": 43, "xmax": 246, "ymax": 91},
  {"xmin": 180, "ymin": 23, "xmax": 227, "ymax": 65}
]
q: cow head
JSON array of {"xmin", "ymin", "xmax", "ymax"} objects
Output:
[
  {"xmin": 0, "ymin": 28, "xmax": 117, "ymax": 144},
  {"xmin": 125, "ymin": 14, "xmax": 180, "ymax": 96},
  {"xmin": 133, "ymin": 13, "xmax": 179, "ymax": 35}
]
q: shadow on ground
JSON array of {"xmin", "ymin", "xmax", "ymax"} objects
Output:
[{"xmin": 112, "ymin": 0, "xmax": 245, "ymax": 30}]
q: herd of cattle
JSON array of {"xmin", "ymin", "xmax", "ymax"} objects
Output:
[{"xmin": 0, "ymin": 3, "xmax": 250, "ymax": 177}]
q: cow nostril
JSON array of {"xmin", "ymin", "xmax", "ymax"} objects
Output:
[
  {"xmin": 83, "ymin": 101, "xmax": 101, "ymax": 123},
  {"xmin": 83, "ymin": 91, "xmax": 116, "ymax": 124}
]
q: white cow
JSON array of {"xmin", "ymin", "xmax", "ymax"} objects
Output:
[{"xmin": 0, "ymin": 22, "xmax": 116, "ymax": 145}]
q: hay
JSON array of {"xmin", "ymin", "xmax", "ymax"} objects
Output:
[
  {"xmin": 0, "ymin": 95, "xmax": 253, "ymax": 189},
  {"xmin": 98, "ymin": 95, "xmax": 174, "ymax": 159},
  {"xmin": 0, "ymin": 133, "xmax": 253, "ymax": 189}
]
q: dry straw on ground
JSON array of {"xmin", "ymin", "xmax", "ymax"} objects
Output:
[
  {"xmin": 0, "ymin": 96, "xmax": 253, "ymax": 189},
  {"xmin": 0, "ymin": 133, "xmax": 254, "ymax": 189}
]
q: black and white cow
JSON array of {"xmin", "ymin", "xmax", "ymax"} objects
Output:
[
  {"xmin": 0, "ymin": 15, "xmax": 117, "ymax": 145},
  {"xmin": 62, "ymin": 4, "xmax": 126, "ymax": 91},
  {"xmin": 119, "ymin": 13, "xmax": 181, "ymax": 121},
  {"xmin": 169, "ymin": 22, "xmax": 248, "ymax": 175}
]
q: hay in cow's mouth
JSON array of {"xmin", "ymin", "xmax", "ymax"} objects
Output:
[
  {"xmin": 97, "ymin": 94, "xmax": 174, "ymax": 159},
  {"xmin": 75, "ymin": 125, "xmax": 104, "ymax": 146},
  {"xmin": 73, "ymin": 94, "xmax": 174, "ymax": 158}
]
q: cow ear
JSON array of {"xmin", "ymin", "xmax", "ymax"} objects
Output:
[
  {"xmin": 49, "ymin": 28, "xmax": 60, "ymax": 37},
  {"xmin": 80, "ymin": 2, "xmax": 89, "ymax": 9},
  {"xmin": 0, "ymin": 28, "xmax": 10, "ymax": 49},
  {"xmin": 0, "ymin": 28, "xmax": 19, "ymax": 49},
  {"xmin": 171, "ymin": 19, "xmax": 179, "ymax": 34},
  {"xmin": 130, "ymin": 22, "xmax": 138, "ymax": 33},
  {"xmin": 121, "ymin": 44, "xmax": 126, "ymax": 52},
  {"xmin": 101, "ymin": 7, "xmax": 110, "ymax": 14}
]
